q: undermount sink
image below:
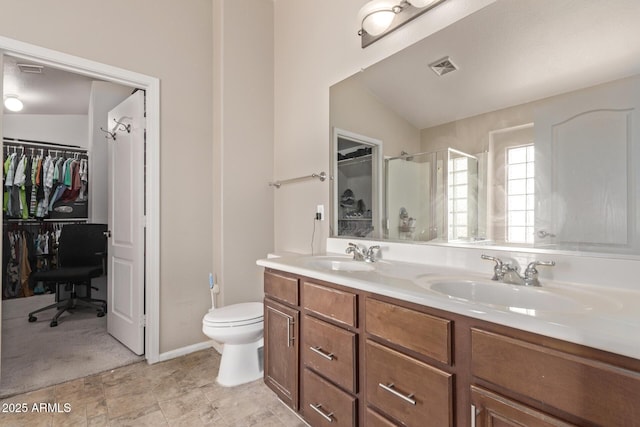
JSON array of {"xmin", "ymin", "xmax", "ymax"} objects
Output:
[
  {"xmin": 419, "ymin": 278, "xmax": 596, "ymax": 314},
  {"xmin": 303, "ymin": 257, "xmax": 375, "ymax": 272}
]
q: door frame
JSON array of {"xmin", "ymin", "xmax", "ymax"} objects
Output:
[
  {"xmin": 0, "ymin": 35, "xmax": 160, "ymax": 363},
  {"xmin": 331, "ymin": 127, "xmax": 384, "ymax": 239}
]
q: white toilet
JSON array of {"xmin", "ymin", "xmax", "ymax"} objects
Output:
[{"xmin": 202, "ymin": 302, "xmax": 264, "ymax": 387}]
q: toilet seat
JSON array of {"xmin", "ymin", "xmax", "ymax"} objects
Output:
[{"xmin": 203, "ymin": 302, "xmax": 263, "ymax": 327}]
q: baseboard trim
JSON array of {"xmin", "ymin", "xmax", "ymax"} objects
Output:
[{"xmin": 157, "ymin": 340, "xmax": 222, "ymax": 363}]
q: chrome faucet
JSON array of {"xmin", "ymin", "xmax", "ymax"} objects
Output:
[
  {"xmin": 345, "ymin": 242, "xmax": 365, "ymax": 261},
  {"xmin": 481, "ymin": 255, "xmax": 555, "ymax": 286},
  {"xmin": 346, "ymin": 243, "xmax": 380, "ymax": 263}
]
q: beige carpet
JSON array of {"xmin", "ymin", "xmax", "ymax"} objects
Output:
[{"xmin": 1, "ymin": 291, "xmax": 143, "ymax": 397}]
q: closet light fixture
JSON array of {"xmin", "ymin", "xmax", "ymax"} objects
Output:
[
  {"xmin": 358, "ymin": 0, "xmax": 446, "ymax": 48},
  {"xmin": 4, "ymin": 95, "xmax": 24, "ymax": 112}
]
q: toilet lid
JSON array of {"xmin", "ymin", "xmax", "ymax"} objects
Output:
[{"xmin": 203, "ymin": 302, "xmax": 263, "ymax": 325}]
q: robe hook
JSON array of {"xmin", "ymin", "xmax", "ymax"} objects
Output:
[
  {"xmin": 113, "ymin": 118, "xmax": 132, "ymax": 134},
  {"xmin": 100, "ymin": 127, "xmax": 117, "ymax": 140}
]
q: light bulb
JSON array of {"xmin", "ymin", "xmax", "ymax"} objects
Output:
[
  {"xmin": 358, "ymin": 0, "xmax": 398, "ymax": 36},
  {"xmin": 4, "ymin": 96, "xmax": 23, "ymax": 112}
]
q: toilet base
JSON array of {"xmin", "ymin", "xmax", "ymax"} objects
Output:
[{"xmin": 216, "ymin": 337, "xmax": 264, "ymax": 387}]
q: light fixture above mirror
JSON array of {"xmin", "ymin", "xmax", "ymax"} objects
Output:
[{"xmin": 358, "ymin": 0, "xmax": 447, "ymax": 48}]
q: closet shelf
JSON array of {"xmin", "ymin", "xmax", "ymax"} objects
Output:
[{"xmin": 338, "ymin": 154, "xmax": 372, "ymax": 166}]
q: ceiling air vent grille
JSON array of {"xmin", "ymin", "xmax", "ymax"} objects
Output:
[
  {"xmin": 429, "ymin": 57, "xmax": 457, "ymax": 76},
  {"xmin": 17, "ymin": 63, "xmax": 44, "ymax": 74}
]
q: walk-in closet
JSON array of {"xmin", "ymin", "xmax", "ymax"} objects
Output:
[{"xmin": 1, "ymin": 55, "xmax": 142, "ymax": 397}]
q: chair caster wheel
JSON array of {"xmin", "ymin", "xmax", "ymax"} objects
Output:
[
  {"xmin": 50, "ymin": 321, "xmax": 58, "ymax": 327},
  {"xmin": 28, "ymin": 316, "xmax": 37, "ymax": 323},
  {"xmin": 97, "ymin": 311, "xmax": 105, "ymax": 318}
]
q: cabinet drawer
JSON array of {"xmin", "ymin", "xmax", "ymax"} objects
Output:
[
  {"xmin": 365, "ymin": 298, "xmax": 451, "ymax": 365},
  {"xmin": 303, "ymin": 314, "xmax": 357, "ymax": 393},
  {"xmin": 471, "ymin": 328, "xmax": 640, "ymax": 427},
  {"xmin": 264, "ymin": 270, "xmax": 299, "ymax": 305},
  {"xmin": 366, "ymin": 407, "xmax": 399, "ymax": 427},
  {"xmin": 471, "ymin": 386, "xmax": 576, "ymax": 427},
  {"xmin": 302, "ymin": 368, "xmax": 357, "ymax": 427},
  {"xmin": 365, "ymin": 340, "xmax": 453, "ymax": 427},
  {"xmin": 302, "ymin": 281, "xmax": 357, "ymax": 327}
]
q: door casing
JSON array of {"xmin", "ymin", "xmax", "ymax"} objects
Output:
[{"xmin": 0, "ymin": 35, "xmax": 161, "ymax": 364}]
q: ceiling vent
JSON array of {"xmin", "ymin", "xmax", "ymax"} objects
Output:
[
  {"xmin": 17, "ymin": 63, "xmax": 44, "ymax": 74},
  {"xmin": 429, "ymin": 56, "xmax": 458, "ymax": 76}
]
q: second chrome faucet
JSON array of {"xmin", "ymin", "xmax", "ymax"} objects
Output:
[
  {"xmin": 481, "ymin": 254, "xmax": 555, "ymax": 286},
  {"xmin": 346, "ymin": 242, "xmax": 380, "ymax": 263}
]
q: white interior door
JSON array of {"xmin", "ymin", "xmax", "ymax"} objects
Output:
[
  {"xmin": 107, "ymin": 91, "xmax": 145, "ymax": 355},
  {"xmin": 534, "ymin": 76, "xmax": 640, "ymax": 250}
]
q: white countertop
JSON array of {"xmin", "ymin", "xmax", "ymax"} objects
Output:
[{"xmin": 257, "ymin": 253, "xmax": 640, "ymax": 360}]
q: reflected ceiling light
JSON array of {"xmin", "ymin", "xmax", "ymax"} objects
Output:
[
  {"xmin": 358, "ymin": 0, "xmax": 446, "ymax": 48},
  {"xmin": 4, "ymin": 95, "xmax": 24, "ymax": 112}
]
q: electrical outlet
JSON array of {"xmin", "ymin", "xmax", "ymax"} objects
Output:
[{"xmin": 316, "ymin": 204, "xmax": 325, "ymax": 221}]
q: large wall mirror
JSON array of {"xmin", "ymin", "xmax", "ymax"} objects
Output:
[{"xmin": 330, "ymin": 0, "xmax": 640, "ymax": 257}]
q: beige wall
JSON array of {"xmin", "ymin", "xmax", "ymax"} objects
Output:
[
  {"xmin": 273, "ymin": 0, "xmax": 495, "ymax": 253},
  {"xmin": 213, "ymin": 0, "xmax": 274, "ymax": 306},
  {"xmin": 420, "ymin": 102, "xmax": 534, "ymax": 154},
  {"xmin": 330, "ymin": 74, "xmax": 421, "ymax": 157},
  {"xmin": 0, "ymin": 0, "xmax": 214, "ymax": 353}
]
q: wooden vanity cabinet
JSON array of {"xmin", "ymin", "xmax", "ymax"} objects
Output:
[
  {"xmin": 263, "ymin": 270, "xmax": 300, "ymax": 410},
  {"xmin": 301, "ymin": 280, "xmax": 359, "ymax": 426},
  {"xmin": 263, "ymin": 268, "xmax": 640, "ymax": 427}
]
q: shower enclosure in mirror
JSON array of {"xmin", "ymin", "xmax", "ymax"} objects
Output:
[
  {"xmin": 385, "ymin": 148, "xmax": 481, "ymax": 243},
  {"xmin": 332, "ymin": 128, "xmax": 382, "ymax": 239}
]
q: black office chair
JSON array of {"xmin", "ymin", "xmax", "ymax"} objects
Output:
[{"xmin": 28, "ymin": 223, "xmax": 108, "ymax": 327}]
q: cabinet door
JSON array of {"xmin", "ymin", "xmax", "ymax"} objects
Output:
[
  {"xmin": 264, "ymin": 298, "xmax": 299, "ymax": 410},
  {"xmin": 471, "ymin": 386, "xmax": 576, "ymax": 427}
]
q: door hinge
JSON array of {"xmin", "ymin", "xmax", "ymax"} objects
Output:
[{"xmin": 140, "ymin": 314, "xmax": 146, "ymax": 328}]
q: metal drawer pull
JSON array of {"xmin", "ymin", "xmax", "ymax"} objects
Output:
[
  {"xmin": 286, "ymin": 317, "xmax": 294, "ymax": 348},
  {"xmin": 471, "ymin": 404, "xmax": 477, "ymax": 427},
  {"xmin": 378, "ymin": 383, "xmax": 417, "ymax": 405},
  {"xmin": 309, "ymin": 403, "xmax": 334, "ymax": 422},
  {"xmin": 310, "ymin": 346, "xmax": 334, "ymax": 361}
]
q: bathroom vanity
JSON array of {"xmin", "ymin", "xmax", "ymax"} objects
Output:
[{"xmin": 258, "ymin": 254, "xmax": 640, "ymax": 427}]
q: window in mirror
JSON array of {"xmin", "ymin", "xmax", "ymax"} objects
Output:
[
  {"xmin": 448, "ymin": 155, "xmax": 469, "ymax": 240},
  {"xmin": 506, "ymin": 144, "xmax": 535, "ymax": 244},
  {"xmin": 444, "ymin": 148, "xmax": 479, "ymax": 243},
  {"xmin": 332, "ymin": 129, "xmax": 382, "ymax": 239}
]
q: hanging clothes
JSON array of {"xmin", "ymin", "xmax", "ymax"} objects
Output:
[{"xmin": 3, "ymin": 144, "xmax": 89, "ymax": 220}]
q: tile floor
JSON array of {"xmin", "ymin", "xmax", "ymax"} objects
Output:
[{"xmin": 0, "ymin": 349, "xmax": 308, "ymax": 426}]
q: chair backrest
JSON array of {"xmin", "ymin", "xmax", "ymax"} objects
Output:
[{"xmin": 57, "ymin": 224, "xmax": 108, "ymax": 268}]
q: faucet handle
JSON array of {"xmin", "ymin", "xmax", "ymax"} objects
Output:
[
  {"xmin": 365, "ymin": 245, "xmax": 380, "ymax": 262},
  {"xmin": 525, "ymin": 260, "xmax": 556, "ymax": 273},
  {"xmin": 524, "ymin": 260, "xmax": 555, "ymax": 286},
  {"xmin": 481, "ymin": 254, "xmax": 504, "ymax": 280}
]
